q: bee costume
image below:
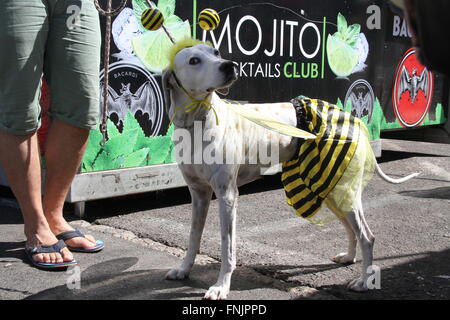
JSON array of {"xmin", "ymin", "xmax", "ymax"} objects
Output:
[{"xmin": 282, "ymin": 96, "xmax": 376, "ymax": 225}]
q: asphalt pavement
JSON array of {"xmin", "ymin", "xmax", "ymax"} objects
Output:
[{"xmin": 0, "ymin": 138, "xmax": 449, "ymax": 300}]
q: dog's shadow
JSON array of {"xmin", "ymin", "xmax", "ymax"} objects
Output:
[
  {"xmin": 252, "ymin": 262, "xmax": 350, "ymax": 279},
  {"xmin": 400, "ymin": 186, "xmax": 450, "ymax": 200},
  {"xmin": 27, "ymin": 257, "xmax": 320, "ymax": 300},
  {"xmin": 26, "ymin": 257, "xmax": 204, "ymax": 300}
]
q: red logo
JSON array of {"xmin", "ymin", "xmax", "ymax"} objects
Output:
[{"xmin": 392, "ymin": 48, "xmax": 434, "ymax": 128}]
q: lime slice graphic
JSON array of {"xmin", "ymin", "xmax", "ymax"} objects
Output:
[
  {"xmin": 132, "ymin": 19, "xmax": 190, "ymax": 74},
  {"xmin": 327, "ymin": 35, "xmax": 359, "ymax": 77}
]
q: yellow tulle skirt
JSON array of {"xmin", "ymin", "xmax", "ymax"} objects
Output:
[
  {"xmin": 311, "ymin": 125, "xmax": 376, "ymax": 225},
  {"xmin": 282, "ymin": 97, "xmax": 376, "ymax": 225}
]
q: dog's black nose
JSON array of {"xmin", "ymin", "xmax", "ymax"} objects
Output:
[{"xmin": 219, "ymin": 61, "xmax": 235, "ymax": 73}]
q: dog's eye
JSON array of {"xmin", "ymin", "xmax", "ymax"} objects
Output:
[
  {"xmin": 189, "ymin": 57, "xmax": 201, "ymax": 65},
  {"xmin": 214, "ymin": 49, "xmax": 220, "ymax": 56}
]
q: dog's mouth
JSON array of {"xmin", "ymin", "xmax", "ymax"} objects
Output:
[
  {"xmin": 207, "ymin": 79, "xmax": 235, "ymax": 95},
  {"xmin": 207, "ymin": 68, "xmax": 238, "ymax": 95},
  {"xmin": 216, "ymin": 87, "xmax": 230, "ymax": 96}
]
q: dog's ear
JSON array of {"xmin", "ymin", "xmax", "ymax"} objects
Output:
[{"xmin": 162, "ymin": 68, "xmax": 174, "ymax": 112}]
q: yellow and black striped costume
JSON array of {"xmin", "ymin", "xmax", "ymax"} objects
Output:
[{"xmin": 282, "ymin": 96, "xmax": 375, "ymax": 225}]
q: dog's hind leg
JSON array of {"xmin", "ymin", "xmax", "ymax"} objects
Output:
[
  {"xmin": 343, "ymin": 193, "xmax": 375, "ymax": 292},
  {"xmin": 334, "ymin": 220, "xmax": 358, "ymax": 264},
  {"xmin": 204, "ymin": 179, "xmax": 238, "ymax": 300},
  {"xmin": 165, "ymin": 186, "xmax": 213, "ymax": 280},
  {"xmin": 326, "ymin": 199, "xmax": 357, "ymax": 264}
]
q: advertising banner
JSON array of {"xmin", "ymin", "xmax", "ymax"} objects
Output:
[{"xmin": 37, "ymin": 0, "xmax": 447, "ymax": 174}]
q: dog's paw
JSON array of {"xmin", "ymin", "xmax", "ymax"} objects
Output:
[
  {"xmin": 347, "ymin": 278, "xmax": 369, "ymax": 292},
  {"xmin": 165, "ymin": 268, "xmax": 189, "ymax": 280},
  {"xmin": 203, "ymin": 285, "xmax": 229, "ymax": 300},
  {"xmin": 331, "ymin": 253, "xmax": 356, "ymax": 265}
]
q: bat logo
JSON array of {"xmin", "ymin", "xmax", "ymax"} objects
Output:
[
  {"xmin": 99, "ymin": 62, "xmax": 164, "ymax": 136},
  {"xmin": 99, "ymin": 81, "xmax": 157, "ymax": 126},
  {"xmin": 344, "ymin": 79, "xmax": 375, "ymax": 122},
  {"xmin": 349, "ymin": 91, "xmax": 373, "ymax": 119},
  {"xmin": 392, "ymin": 48, "xmax": 434, "ymax": 128},
  {"xmin": 398, "ymin": 66, "xmax": 429, "ymax": 104}
]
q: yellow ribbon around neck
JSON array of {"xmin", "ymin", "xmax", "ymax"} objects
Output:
[{"xmin": 169, "ymin": 92, "xmax": 219, "ymax": 127}]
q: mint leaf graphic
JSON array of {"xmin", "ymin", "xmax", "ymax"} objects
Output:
[
  {"xmin": 336, "ymin": 12, "xmax": 361, "ymax": 48},
  {"xmin": 337, "ymin": 13, "xmax": 348, "ymax": 38}
]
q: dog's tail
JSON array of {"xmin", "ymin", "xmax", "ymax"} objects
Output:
[{"xmin": 375, "ymin": 162, "xmax": 419, "ymax": 184}]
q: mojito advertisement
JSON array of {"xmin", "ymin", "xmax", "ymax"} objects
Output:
[{"xmin": 35, "ymin": 0, "xmax": 447, "ymax": 173}]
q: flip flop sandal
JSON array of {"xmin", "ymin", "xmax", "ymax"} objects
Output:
[
  {"xmin": 25, "ymin": 240, "xmax": 77, "ymax": 269},
  {"xmin": 56, "ymin": 230, "xmax": 104, "ymax": 253}
]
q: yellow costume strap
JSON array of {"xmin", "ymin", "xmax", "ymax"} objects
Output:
[
  {"xmin": 169, "ymin": 69, "xmax": 314, "ymax": 139},
  {"xmin": 224, "ymin": 101, "xmax": 316, "ymax": 140}
]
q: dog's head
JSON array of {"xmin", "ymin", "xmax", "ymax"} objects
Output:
[{"xmin": 163, "ymin": 40, "xmax": 238, "ymax": 102}]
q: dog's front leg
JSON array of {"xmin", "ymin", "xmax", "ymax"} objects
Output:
[
  {"xmin": 204, "ymin": 180, "xmax": 238, "ymax": 300},
  {"xmin": 166, "ymin": 186, "xmax": 213, "ymax": 280}
]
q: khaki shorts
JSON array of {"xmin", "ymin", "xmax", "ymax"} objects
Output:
[{"xmin": 0, "ymin": 0, "xmax": 101, "ymax": 135}]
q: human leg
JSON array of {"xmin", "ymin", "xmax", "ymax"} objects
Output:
[
  {"xmin": 42, "ymin": 0, "xmax": 102, "ymax": 250},
  {"xmin": 0, "ymin": 0, "xmax": 74, "ymax": 265}
]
